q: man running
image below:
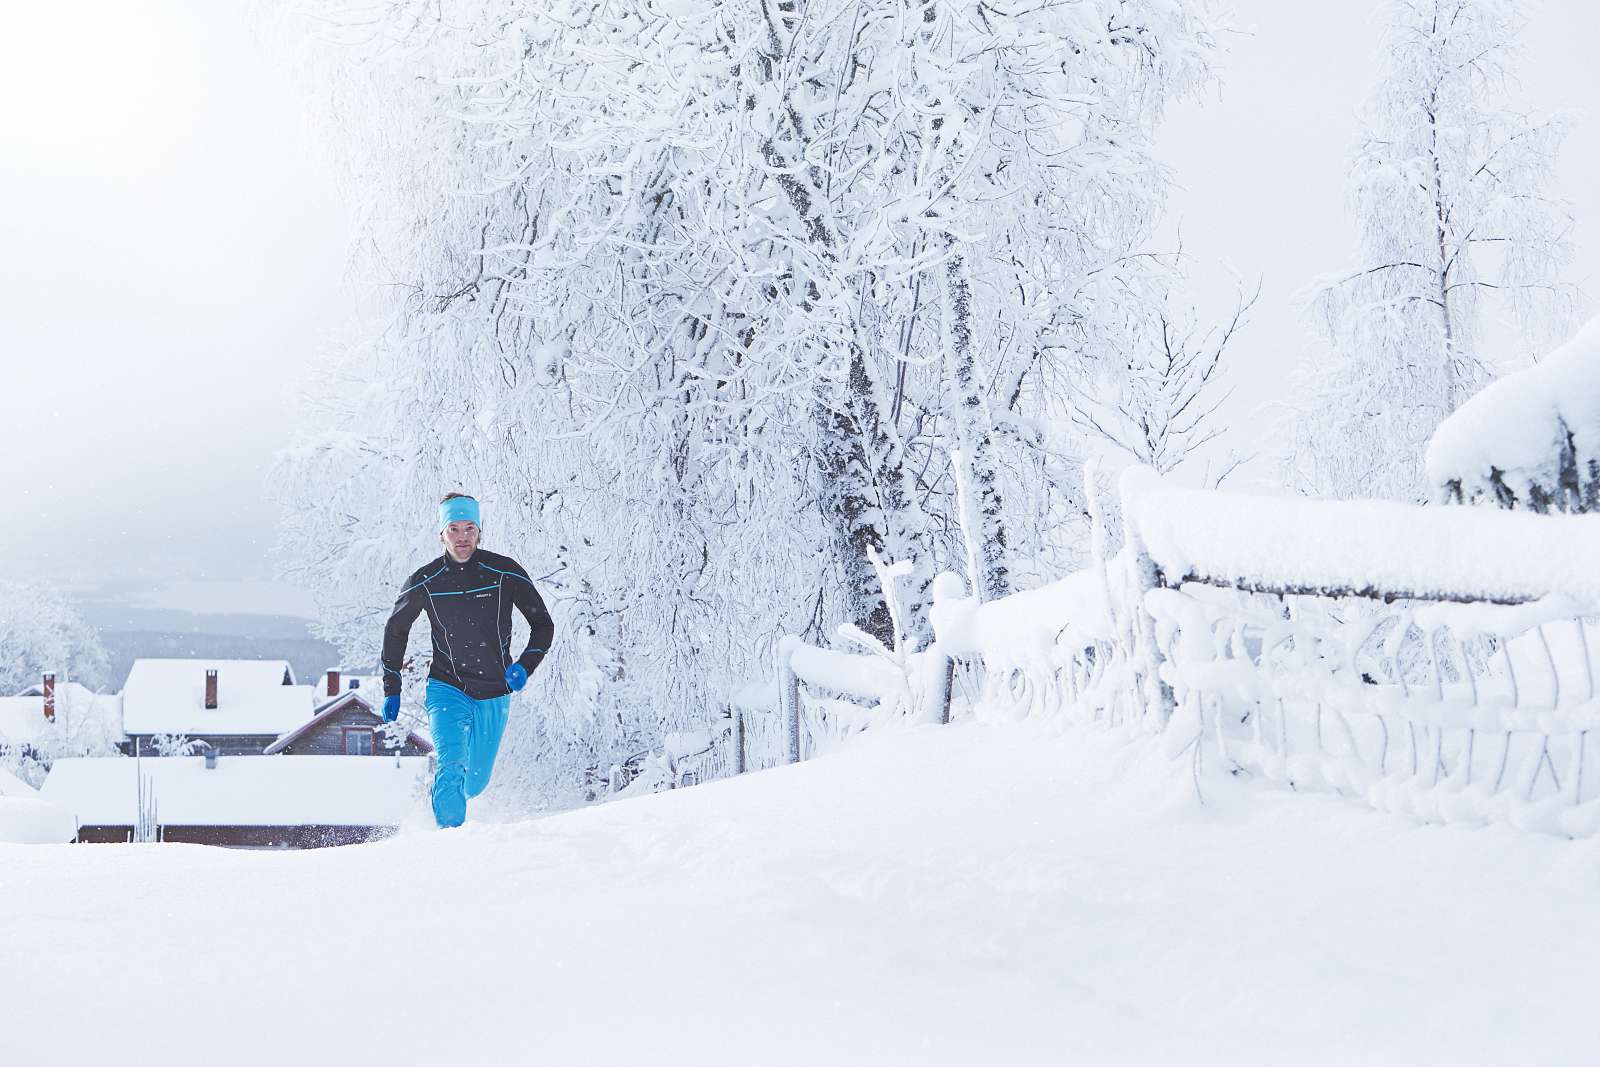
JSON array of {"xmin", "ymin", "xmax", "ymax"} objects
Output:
[{"xmin": 381, "ymin": 493, "xmax": 555, "ymax": 828}]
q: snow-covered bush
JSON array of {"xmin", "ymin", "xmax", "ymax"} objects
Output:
[
  {"xmin": 1428, "ymin": 315, "xmax": 1600, "ymax": 512},
  {"xmin": 150, "ymin": 734, "xmax": 203, "ymax": 758}
]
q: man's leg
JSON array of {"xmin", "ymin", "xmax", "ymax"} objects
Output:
[
  {"xmin": 425, "ymin": 680, "xmax": 475, "ymax": 828},
  {"xmin": 464, "ymin": 694, "xmax": 510, "ymax": 800}
]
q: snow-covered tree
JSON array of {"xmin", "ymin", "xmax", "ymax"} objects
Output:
[
  {"xmin": 1073, "ymin": 279, "xmax": 1255, "ymax": 478},
  {"xmin": 0, "ymin": 579, "xmax": 109, "ymax": 696},
  {"xmin": 273, "ymin": 0, "xmax": 1224, "ymax": 807},
  {"xmin": 1288, "ymin": 0, "xmax": 1574, "ymax": 501},
  {"xmin": 0, "ymin": 581, "xmax": 119, "ymax": 786}
]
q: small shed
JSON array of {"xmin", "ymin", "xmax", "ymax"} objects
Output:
[
  {"xmin": 41, "ymin": 755, "xmax": 429, "ymax": 848},
  {"xmin": 264, "ymin": 692, "xmax": 433, "ymax": 757}
]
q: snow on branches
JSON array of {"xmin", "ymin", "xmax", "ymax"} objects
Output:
[
  {"xmin": 1288, "ymin": 0, "xmax": 1575, "ymax": 502},
  {"xmin": 278, "ymin": 0, "xmax": 1225, "ymax": 806}
]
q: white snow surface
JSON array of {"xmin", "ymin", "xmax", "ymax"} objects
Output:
[
  {"xmin": 4, "ymin": 722, "xmax": 1598, "ymax": 1064},
  {"xmin": 0, "ymin": 767, "xmax": 35, "ymax": 797},
  {"xmin": 787, "ymin": 640, "xmax": 904, "ymax": 703},
  {"xmin": 40, "ymin": 755, "xmax": 428, "ymax": 827},
  {"xmin": 0, "ymin": 795, "xmax": 77, "ymax": 844},
  {"xmin": 121, "ymin": 658, "xmax": 314, "ymax": 735},
  {"xmin": 1126, "ymin": 471, "xmax": 1600, "ymax": 605},
  {"xmin": 0, "ymin": 768, "xmax": 76, "ymax": 843},
  {"xmin": 1427, "ymin": 315, "xmax": 1600, "ymax": 498},
  {"xmin": 0, "ymin": 696, "xmax": 52, "ymax": 747},
  {"xmin": 932, "ymin": 564, "xmax": 1114, "ymax": 656}
]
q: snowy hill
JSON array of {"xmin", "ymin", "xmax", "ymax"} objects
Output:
[{"xmin": 4, "ymin": 722, "xmax": 1598, "ymax": 1065}]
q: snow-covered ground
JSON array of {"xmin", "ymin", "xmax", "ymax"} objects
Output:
[{"xmin": 4, "ymin": 722, "xmax": 1597, "ymax": 1065}]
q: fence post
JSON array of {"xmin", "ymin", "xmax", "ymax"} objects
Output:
[
  {"xmin": 1131, "ymin": 543, "xmax": 1175, "ymax": 725},
  {"xmin": 734, "ymin": 706, "xmax": 747, "ymax": 775},
  {"xmin": 926, "ymin": 571, "xmax": 968, "ymax": 724},
  {"xmin": 936, "ymin": 655, "xmax": 954, "ymax": 725},
  {"xmin": 778, "ymin": 636, "xmax": 802, "ymax": 763},
  {"xmin": 1120, "ymin": 468, "xmax": 1176, "ymax": 729}
]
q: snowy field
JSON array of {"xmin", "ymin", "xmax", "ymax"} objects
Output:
[{"xmin": 4, "ymin": 722, "xmax": 1598, "ymax": 1065}]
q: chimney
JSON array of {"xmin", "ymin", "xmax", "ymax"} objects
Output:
[
  {"xmin": 327, "ymin": 669, "xmax": 341, "ymax": 697},
  {"xmin": 205, "ymin": 669, "xmax": 219, "ymax": 710},
  {"xmin": 42, "ymin": 672, "xmax": 56, "ymax": 723}
]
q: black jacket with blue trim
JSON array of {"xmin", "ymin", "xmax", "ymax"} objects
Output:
[{"xmin": 381, "ymin": 548, "xmax": 555, "ymax": 700}]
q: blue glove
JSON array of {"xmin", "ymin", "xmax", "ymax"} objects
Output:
[
  {"xmin": 382, "ymin": 695, "xmax": 401, "ymax": 722},
  {"xmin": 505, "ymin": 663, "xmax": 528, "ymax": 693}
]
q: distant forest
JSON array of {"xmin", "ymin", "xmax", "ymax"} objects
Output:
[{"xmin": 80, "ymin": 606, "xmax": 344, "ymax": 691}]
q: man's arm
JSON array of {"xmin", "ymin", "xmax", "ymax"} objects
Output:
[
  {"xmin": 381, "ymin": 573, "xmax": 428, "ymax": 698},
  {"xmin": 507, "ymin": 563, "xmax": 555, "ymax": 676}
]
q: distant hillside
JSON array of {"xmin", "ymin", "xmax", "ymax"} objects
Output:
[
  {"xmin": 98, "ymin": 631, "xmax": 342, "ymax": 692},
  {"xmin": 78, "ymin": 603, "xmax": 345, "ymax": 691}
]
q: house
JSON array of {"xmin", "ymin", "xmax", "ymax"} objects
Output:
[
  {"xmin": 119, "ymin": 658, "xmax": 431, "ymax": 757},
  {"xmin": 40, "ymin": 755, "xmax": 430, "ymax": 848},
  {"xmin": 0, "ymin": 765, "xmax": 77, "ymax": 844},
  {"xmin": 264, "ymin": 690, "xmax": 433, "ymax": 757},
  {"xmin": 121, "ymin": 658, "xmax": 319, "ymax": 756},
  {"xmin": 26, "ymin": 659, "xmax": 438, "ymax": 848}
]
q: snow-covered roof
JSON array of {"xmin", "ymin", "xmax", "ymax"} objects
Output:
[
  {"xmin": 1427, "ymin": 315, "xmax": 1600, "ymax": 503},
  {"xmin": 41, "ymin": 756, "xmax": 428, "ymax": 827},
  {"xmin": 0, "ymin": 698, "xmax": 50, "ymax": 747},
  {"xmin": 0, "ymin": 683, "xmax": 122, "ymax": 748},
  {"xmin": 262, "ymin": 692, "xmax": 433, "ymax": 755},
  {"xmin": 122, "ymin": 659, "xmax": 315, "ymax": 736},
  {"xmin": 312, "ymin": 671, "xmax": 380, "ymax": 699}
]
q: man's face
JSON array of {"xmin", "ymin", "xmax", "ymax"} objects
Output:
[{"xmin": 441, "ymin": 520, "xmax": 480, "ymax": 562}]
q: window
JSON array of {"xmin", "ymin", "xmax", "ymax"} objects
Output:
[{"xmin": 342, "ymin": 728, "xmax": 374, "ymax": 755}]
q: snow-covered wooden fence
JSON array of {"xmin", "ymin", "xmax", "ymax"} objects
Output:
[
  {"xmin": 732, "ymin": 552, "xmax": 962, "ymax": 771},
  {"xmin": 737, "ymin": 464, "xmax": 1600, "ymax": 837},
  {"xmin": 964, "ymin": 468, "xmax": 1600, "ymax": 836},
  {"xmin": 734, "ymin": 626, "xmax": 956, "ymax": 772}
]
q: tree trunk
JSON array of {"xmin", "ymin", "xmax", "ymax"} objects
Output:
[{"xmin": 942, "ymin": 245, "xmax": 1009, "ymax": 601}]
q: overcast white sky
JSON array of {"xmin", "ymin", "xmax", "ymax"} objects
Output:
[
  {"xmin": 0, "ymin": 1, "xmax": 351, "ymax": 610},
  {"xmin": 0, "ymin": 0, "xmax": 1595, "ymax": 614}
]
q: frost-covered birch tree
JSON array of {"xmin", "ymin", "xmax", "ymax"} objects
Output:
[{"xmin": 1287, "ymin": 0, "xmax": 1573, "ymax": 501}]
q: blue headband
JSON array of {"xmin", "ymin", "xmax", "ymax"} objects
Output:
[{"xmin": 439, "ymin": 496, "xmax": 481, "ymax": 532}]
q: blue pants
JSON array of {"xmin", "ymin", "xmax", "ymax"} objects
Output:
[{"xmin": 425, "ymin": 680, "xmax": 510, "ymax": 828}]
